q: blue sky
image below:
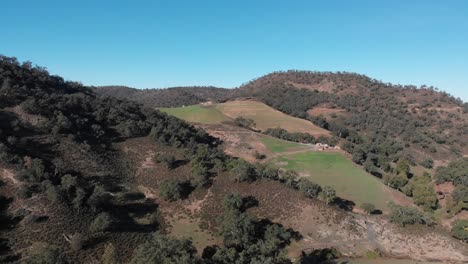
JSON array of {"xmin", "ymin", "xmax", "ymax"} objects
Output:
[{"xmin": 2, "ymin": 0, "xmax": 468, "ymax": 101}]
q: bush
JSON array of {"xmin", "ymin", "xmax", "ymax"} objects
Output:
[
  {"xmin": 44, "ymin": 182, "xmax": 61, "ymax": 203},
  {"xmin": 420, "ymin": 159, "xmax": 434, "ymax": 169},
  {"xmin": 22, "ymin": 242, "xmax": 66, "ymax": 264},
  {"xmin": 90, "ymin": 212, "xmax": 113, "ymax": 233},
  {"xmin": 70, "ymin": 233, "xmax": 84, "ymax": 251},
  {"xmin": 159, "ymin": 180, "xmax": 183, "ymax": 201},
  {"xmin": 319, "ymin": 186, "xmax": 336, "ymax": 204},
  {"xmin": 253, "ymin": 151, "xmax": 266, "ymax": 160},
  {"xmin": 154, "ymin": 153, "xmax": 177, "ymax": 169},
  {"xmin": 451, "ymin": 219, "xmax": 468, "ymax": 242},
  {"xmin": 234, "ymin": 117, "xmax": 255, "ymax": 129},
  {"xmin": 102, "ymin": 243, "xmax": 118, "ymax": 264}
]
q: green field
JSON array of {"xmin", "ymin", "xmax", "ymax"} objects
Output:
[
  {"xmin": 272, "ymin": 151, "xmax": 393, "ymax": 210},
  {"xmin": 159, "ymin": 105, "xmax": 228, "ymax": 124},
  {"xmin": 260, "ymin": 137, "xmax": 309, "ymax": 153}
]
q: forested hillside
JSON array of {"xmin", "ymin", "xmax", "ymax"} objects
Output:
[
  {"xmin": 95, "ymin": 85, "xmax": 233, "ymax": 108},
  {"xmin": 1, "ymin": 57, "xmax": 467, "ymax": 263},
  {"xmin": 238, "ymin": 71, "xmax": 468, "ymax": 203}
]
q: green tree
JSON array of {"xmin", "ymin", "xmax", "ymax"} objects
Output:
[
  {"xmin": 159, "ymin": 180, "xmax": 183, "ymax": 201},
  {"xmin": 130, "ymin": 233, "xmax": 199, "ymax": 264},
  {"xmin": 396, "ymin": 159, "xmax": 411, "ymax": 177},
  {"xmin": 297, "ymin": 179, "xmax": 322, "ymax": 199},
  {"xmin": 230, "ymin": 160, "xmax": 257, "ymax": 182},
  {"xmin": 388, "ymin": 202, "xmax": 432, "ymax": 227}
]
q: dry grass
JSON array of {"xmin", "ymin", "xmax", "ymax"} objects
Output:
[{"xmin": 217, "ymin": 100, "xmax": 330, "ymax": 137}]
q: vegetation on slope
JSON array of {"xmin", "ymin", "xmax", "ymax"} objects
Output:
[{"xmin": 95, "ymin": 85, "xmax": 233, "ymax": 108}]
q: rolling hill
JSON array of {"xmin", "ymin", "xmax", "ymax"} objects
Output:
[{"xmin": 1, "ymin": 56, "xmax": 467, "ymax": 263}]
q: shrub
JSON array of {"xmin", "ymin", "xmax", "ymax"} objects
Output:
[
  {"xmin": 253, "ymin": 151, "xmax": 266, "ymax": 160},
  {"xmin": 22, "ymin": 242, "xmax": 66, "ymax": 264},
  {"xmin": 44, "ymin": 182, "xmax": 61, "ymax": 203},
  {"xmin": 420, "ymin": 159, "xmax": 434, "ymax": 169},
  {"xmin": 159, "ymin": 180, "xmax": 183, "ymax": 201},
  {"xmin": 70, "ymin": 232, "xmax": 84, "ymax": 251},
  {"xmin": 451, "ymin": 219, "xmax": 468, "ymax": 242},
  {"xmin": 360, "ymin": 203, "xmax": 376, "ymax": 215},
  {"xmin": 319, "ymin": 186, "xmax": 336, "ymax": 204},
  {"xmin": 90, "ymin": 212, "xmax": 113, "ymax": 233},
  {"xmin": 154, "ymin": 153, "xmax": 177, "ymax": 169},
  {"xmin": 297, "ymin": 179, "xmax": 322, "ymax": 198},
  {"xmin": 234, "ymin": 117, "xmax": 255, "ymax": 129},
  {"xmin": 102, "ymin": 243, "xmax": 118, "ymax": 264}
]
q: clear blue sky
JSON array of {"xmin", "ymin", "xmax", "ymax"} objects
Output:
[{"xmin": 3, "ymin": 0, "xmax": 468, "ymax": 101}]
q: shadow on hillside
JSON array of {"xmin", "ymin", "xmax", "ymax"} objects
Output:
[
  {"xmin": 108, "ymin": 201, "xmax": 159, "ymax": 233},
  {"xmin": 333, "ymin": 198, "xmax": 355, "ymax": 212}
]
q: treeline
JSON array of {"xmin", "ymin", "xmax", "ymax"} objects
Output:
[
  {"xmin": 435, "ymin": 158, "xmax": 468, "ymax": 215},
  {"xmin": 95, "ymin": 85, "xmax": 233, "ymax": 108}
]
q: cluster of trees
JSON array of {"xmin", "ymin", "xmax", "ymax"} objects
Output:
[
  {"xmin": 227, "ymin": 159, "xmax": 337, "ymax": 205},
  {"xmin": 435, "ymin": 159, "xmax": 468, "ymax": 215},
  {"xmin": 127, "ymin": 193, "xmax": 298, "ymax": 264},
  {"xmin": 263, "ymin": 128, "xmax": 316, "ymax": 144},
  {"xmin": 96, "ymin": 85, "xmax": 233, "ymax": 108}
]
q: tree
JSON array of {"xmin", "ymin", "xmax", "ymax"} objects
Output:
[
  {"xmin": 223, "ymin": 193, "xmax": 244, "ymax": 211},
  {"xmin": 90, "ymin": 212, "xmax": 113, "ymax": 233},
  {"xmin": 159, "ymin": 180, "xmax": 183, "ymax": 201},
  {"xmin": 451, "ymin": 220, "xmax": 468, "ymax": 242},
  {"xmin": 130, "ymin": 233, "xmax": 199, "ymax": 264},
  {"xmin": 360, "ymin": 203, "xmax": 376, "ymax": 215},
  {"xmin": 319, "ymin": 186, "xmax": 336, "ymax": 204},
  {"xmin": 396, "ymin": 159, "xmax": 411, "ymax": 177},
  {"xmin": 297, "ymin": 179, "xmax": 321, "ymax": 199},
  {"xmin": 154, "ymin": 153, "xmax": 177, "ymax": 169},
  {"xmin": 411, "ymin": 174, "xmax": 438, "ymax": 211},
  {"xmin": 102, "ymin": 243, "xmax": 118, "ymax": 264},
  {"xmin": 220, "ymin": 208, "xmax": 256, "ymax": 248},
  {"xmin": 388, "ymin": 202, "xmax": 432, "ymax": 227},
  {"xmin": 230, "ymin": 160, "xmax": 257, "ymax": 182}
]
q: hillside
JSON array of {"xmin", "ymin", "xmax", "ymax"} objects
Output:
[{"xmin": 1, "ymin": 56, "xmax": 467, "ymax": 263}]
